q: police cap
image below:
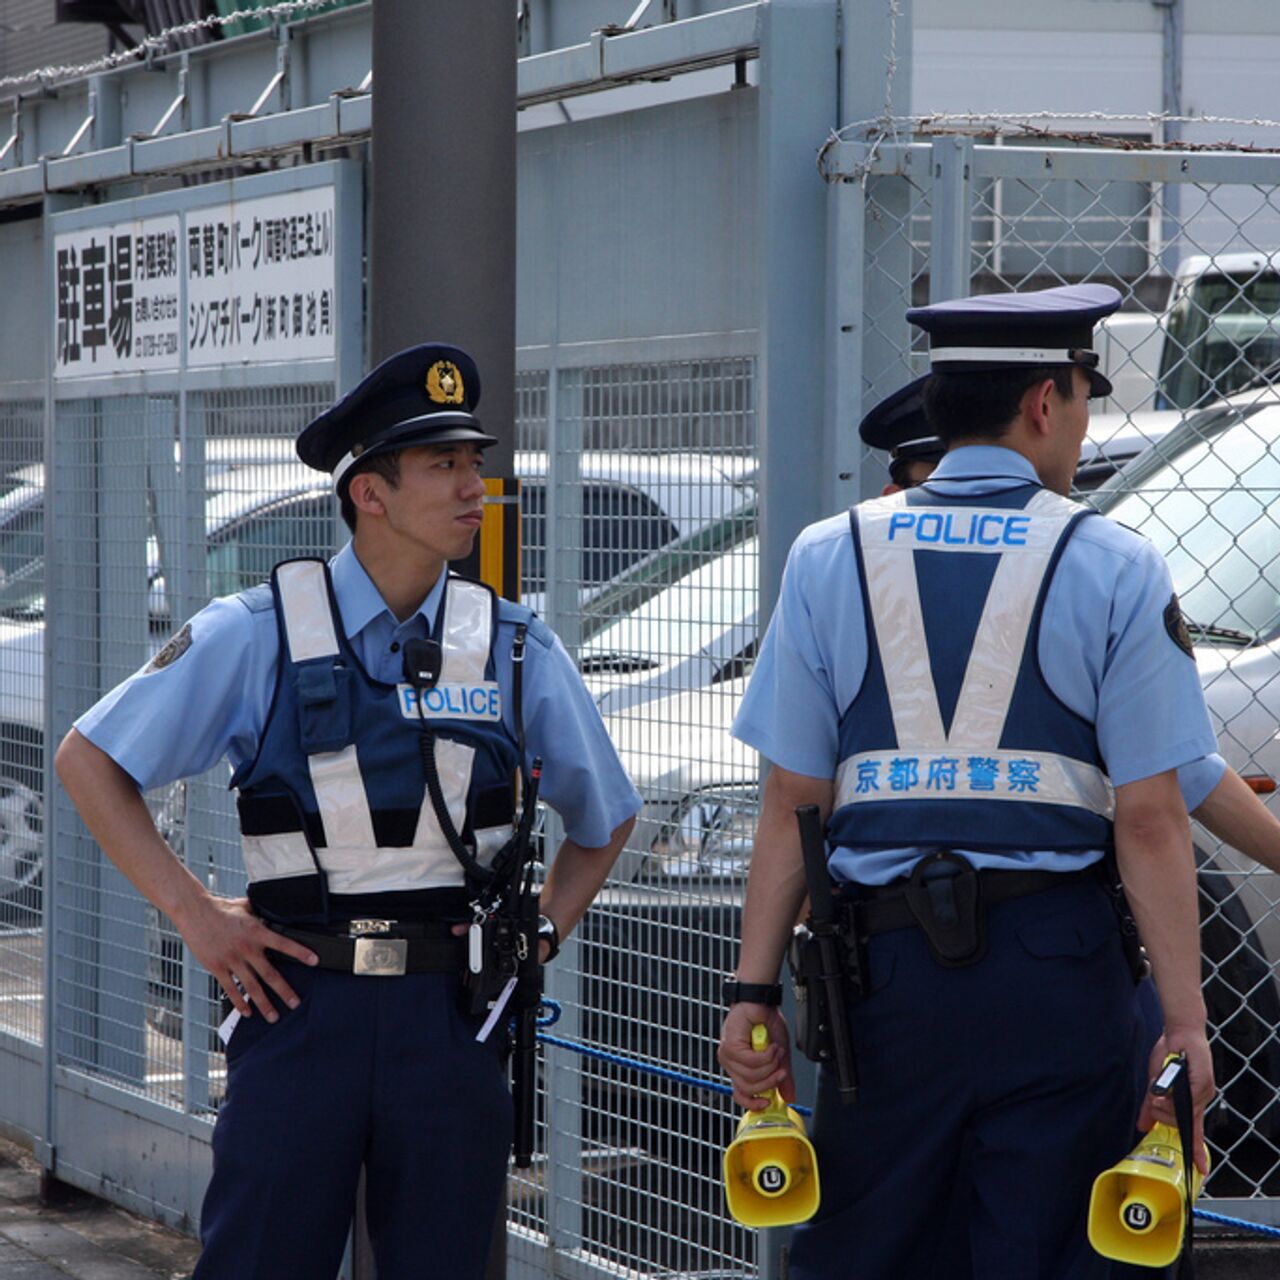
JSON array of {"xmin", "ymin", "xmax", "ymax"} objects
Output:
[
  {"xmin": 906, "ymin": 284, "xmax": 1122, "ymax": 398},
  {"xmin": 858, "ymin": 374, "xmax": 945, "ymax": 471},
  {"xmin": 297, "ymin": 343, "xmax": 498, "ymax": 493}
]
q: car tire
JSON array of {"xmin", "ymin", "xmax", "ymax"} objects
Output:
[
  {"xmin": 0, "ymin": 725, "xmax": 43, "ymax": 925},
  {"xmin": 1197, "ymin": 847, "xmax": 1280, "ymax": 1196}
]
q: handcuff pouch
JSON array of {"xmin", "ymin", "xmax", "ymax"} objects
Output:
[{"xmin": 903, "ymin": 850, "xmax": 986, "ymax": 967}]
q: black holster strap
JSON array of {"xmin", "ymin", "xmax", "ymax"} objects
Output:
[
  {"xmin": 272, "ymin": 926, "xmax": 465, "ymax": 974},
  {"xmin": 851, "ymin": 866, "xmax": 1089, "ymax": 938}
]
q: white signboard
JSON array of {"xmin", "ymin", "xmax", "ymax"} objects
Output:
[
  {"xmin": 54, "ymin": 216, "xmax": 182, "ymax": 376},
  {"xmin": 186, "ymin": 187, "xmax": 336, "ymax": 368}
]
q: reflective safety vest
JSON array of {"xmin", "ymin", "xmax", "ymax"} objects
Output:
[
  {"xmin": 827, "ymin": 483, "xmax": 1115, "ymax": 856},
  {"xmin": 231, "ymin": 559, "xmax": 522, "ymax": 922}
]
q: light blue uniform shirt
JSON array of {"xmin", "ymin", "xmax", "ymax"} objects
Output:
[
  {"xmin": 733, "ymin": 446, "xmax": 1220, "ymax": 884},
  {"xmin": 77, "ymin": 542, "xmax": 641, "ymax": 849}
]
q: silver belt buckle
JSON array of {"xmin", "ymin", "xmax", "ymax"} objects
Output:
[{"xmin": 353, "ymin": 937, "xmax": 408, "ymax": 976}]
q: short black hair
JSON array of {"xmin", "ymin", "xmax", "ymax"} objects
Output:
[
  {"xmin": 339, "ymin": 450, "xmax": 402, "ymax": 531},
  {"xmin": 923, "ymin": 367, "xmax": 1078, "ymax": 444}
]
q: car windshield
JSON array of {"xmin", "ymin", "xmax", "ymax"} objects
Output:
[
  {"xmin": 581, "ymin": 537, "xmax": 758, "ymax": 665},
  {"xmin": 1104, "ymin": 414, "xmax": 1280, "ymax": 641},
  {"xmin": 1161, "ymin": 270, "xmax": 1280, "ymax": 410}
]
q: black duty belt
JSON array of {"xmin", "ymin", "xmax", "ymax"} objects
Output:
[
  {"xmin": 272, "ymin": 921, "xmax": 465, "ymax": 977},
  {"xmin": 844, "ymin": 865, "xmax": 1089, "ymax": 939}
]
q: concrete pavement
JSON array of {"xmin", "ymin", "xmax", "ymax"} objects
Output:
[{"xmin": 0, "ymin": 1136, "xmax": 199, "ymax": 1280}]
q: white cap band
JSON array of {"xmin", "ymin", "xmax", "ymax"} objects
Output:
[{"xmin": 929, "ymin": 346, "xmax": 1094, "ymax": 367}]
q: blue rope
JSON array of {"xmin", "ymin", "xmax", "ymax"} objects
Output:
[
  {"xmin": 1193, "ymin": 1207, "xmax": 1280, "ymax": 1238},
  {"xmin": 536, "ymin": 1025, "xmax": 1280, "ymax": 1239}
]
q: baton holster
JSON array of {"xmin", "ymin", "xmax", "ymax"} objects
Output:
[{"xmin": 787, "ymin": 916, "xmax": 865, "ymax": 1066}]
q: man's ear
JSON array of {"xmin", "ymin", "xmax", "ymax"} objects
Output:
[
  {"xmin": 1020, "ymin": 377, "xmax": 1057, "ymax": 437},
  {"xmin": 881, "ymin": 482, "xmax": 903, "ymax": 496},
  {"xmin": 346, "ymin": 471, "xmax": 386, "ymax": 518}
]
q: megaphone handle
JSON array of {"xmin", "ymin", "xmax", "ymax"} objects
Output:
[{"xmin": 750, "ymin": 1023, "xmax": 785, "ymax": 1111}]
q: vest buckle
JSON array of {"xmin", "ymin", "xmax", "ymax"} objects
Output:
[{"xmin": 353, "ymin": 936, "xmax": 408, "ymax": 976}]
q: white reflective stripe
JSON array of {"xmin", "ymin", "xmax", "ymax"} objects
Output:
[
  {"xmin": 439, "ymin": 578, "xmax": 492, "ymax": 686},
  {"xmin": 318, "ymin": 845, "xmax": 469, "ymax": 894},
  {"xmin": 858, "ymin": 493, "xmax": 946, "ymax": 750},
  {"xmin": 241, "ymin": 831, "xmax": 477, "ymax": 893},
  {"xmin": 930, "ymin": 346, "xmax": 1091, "ymax": 366},
  {"xmin": 412, "ymin": 736, "xmax": 474, "ymax": 854},
  {"xmin": 475, "ymin": 824, "xmax": 514, "ymax": 867},
  {"xmin": 241, "ymin": 831, "xmax": 315, "ymax": 882},
  {"xmin": 276, "ymin": 560, "xmax": 340, "ymax": 663},
  {"xmin": 308, "ymin": 746, "xmax": 377, "ymax": 852},
  {"xmin": 834, "ymin": 748, "xmax": 1114, "ymax": 817},
  {"xmin": 948, "ymin": 491, "xmax": 1077, "ymax": 749}
]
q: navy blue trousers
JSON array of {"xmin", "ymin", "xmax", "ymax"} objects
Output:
[
  {"xmin": 194, "ymin": 961, "xmax": 512, "ymax": 1280},
  {"xmin": 789, "ymin": 877, "xmax": 1145, "ymax": 1280}
]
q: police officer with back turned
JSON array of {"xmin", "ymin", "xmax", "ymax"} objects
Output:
[
  {"xmin": 56, "ymin": 343, "xmax": 641, "ymax": 1280},
  {"xmin": 718, "ymin": 286, "xmax": 1216, "ymax": 1278}
]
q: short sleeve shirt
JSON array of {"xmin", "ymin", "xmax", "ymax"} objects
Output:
[{"xmin": 75, "ymin": 542, "xmax": 641, "ymax": 849}]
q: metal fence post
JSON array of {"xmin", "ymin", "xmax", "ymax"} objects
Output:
[{"xmin": 929, "ymin": 136, "xmax": 975, "ymax": 305}]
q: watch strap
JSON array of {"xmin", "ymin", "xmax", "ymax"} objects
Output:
[
  {"xmin": 723, "ymin": 978, "xmax": 783, "ymax": 1007},
  {"xmin": 537, "ymin": 913, "xmax": 561, "ymax": 963}
]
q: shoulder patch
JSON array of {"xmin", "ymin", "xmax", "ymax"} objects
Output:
[
  {"xmin": 1164, "ymin": 593, "xmax": 1195, "ymax": 659},
  {"xmin": 145, "ymin": 622, "xmax": 193, "ymax": 674},
  {"xmin": 237, "ymin": 583, "xmax": 276, "ymax": 615}
]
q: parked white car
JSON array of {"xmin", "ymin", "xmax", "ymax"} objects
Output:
[
  {"xmin": 580, "ymin": 537, "xmax": 756, "ymax": 715},
  {"xmin": 514, "ymin": 450, "xmax": 754, "ymax": 614}
]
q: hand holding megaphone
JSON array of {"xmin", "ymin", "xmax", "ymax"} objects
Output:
[
  {"xmin": 722, "ymin": 1025, "xmax": 821, "ymax": 1228},
  {"xmin": 1138, "ymin": 1032, "xmax": 1214, "ymax": 1176},
  {"xmin": 718, "ymin": 1002, "xmax": 795, "ymax": 1111}
]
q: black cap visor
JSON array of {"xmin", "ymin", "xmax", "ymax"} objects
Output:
[{"xmin": 335, "ymin": 411, "xmax": 498, "ymax": 492}]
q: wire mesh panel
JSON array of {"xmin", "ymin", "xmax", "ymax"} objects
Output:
[
  {"xmin": 0, "ymin": 400, "xmax": 48, "ymax": 1044},
  {"xmin": 48, "ymin": 385, "xmax": 336, "ymax": 1120},
  {"xmin": 830, "ymin": 130, "xmax": 1280, "ymax": 1209},
  {"xmin": 512, "ymin": 356, "xmax": 758, "ymax": 1275}
]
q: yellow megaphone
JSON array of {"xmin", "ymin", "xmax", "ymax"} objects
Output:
[
  {"xmin": 1087, "ymin": 1121, "xmax": 1208, "ymax": 1268},
  {"xmin": 722, "ymin": 1025, "xmax": 821, "ymax": 1228}
]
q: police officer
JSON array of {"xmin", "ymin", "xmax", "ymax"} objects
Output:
[
  {"xmin": 862, "ymin": 374, "xmax": 1280, "ymax": 1278},
  {"xmin": 719, "ymin": 286, "xmax": 1216, "ymax": 1278},
  {"xmin": 55, "ymin": 344, "xmax": 641, "ymax": 1280},
  {"xmin": 862, "ymin": 376, "xmax": 1280, "ymax": 870},
  {"xmin": 858, "ymin": 373, "xmax": 946, "ymax": 494}
]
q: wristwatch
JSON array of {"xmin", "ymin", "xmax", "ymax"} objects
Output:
[
  {"xmin": 537, "ymin": 914, "xmax": 561, "ymax": 963},
  {"xmin": 722, "ymin": 977, "xmax": 783, "ymax": 1007}
]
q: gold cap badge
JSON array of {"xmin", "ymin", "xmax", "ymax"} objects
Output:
[{"xmin": 426, "ymin": 360, "xmax": 465, "ymax": 405}]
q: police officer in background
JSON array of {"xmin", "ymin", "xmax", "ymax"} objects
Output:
[
  {"xmin": 55, "ymin": 344, "xmax": 641, "ymax": 1280},
  {"xmin": 719, "ymin": 286, "xmax": 1216, "ymax": 1278}
]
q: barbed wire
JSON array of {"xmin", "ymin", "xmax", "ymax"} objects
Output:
[
  {"xmin": 819, "ymin": 110, "xmax": 1280, "ymax": 182},
  {"xmin": 0, "ymin": 0, "xmax": 344, "ymax": 96}
]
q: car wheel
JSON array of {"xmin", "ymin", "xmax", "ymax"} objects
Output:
[
  {"xmin": 1197, "ymin": 848, "xmax": 1280, "ymax": 1195},
  {"xmin": 0, "ymin": 727, "xmax": 43, "ymax": 921}
]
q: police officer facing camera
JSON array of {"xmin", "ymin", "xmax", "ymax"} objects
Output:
[
  {"xmin": 719, "ymin": 285, "xmax": 1216, "ymax": 1279},
  {"xmin": 55, "ymin": 344, "xmax": 640, "ymax": 1280}
]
